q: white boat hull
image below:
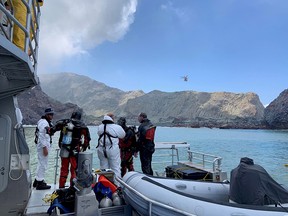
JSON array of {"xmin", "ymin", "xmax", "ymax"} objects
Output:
[{"xmin": 122, "ymin": 171, "xmax": 288, "ymax": 216}]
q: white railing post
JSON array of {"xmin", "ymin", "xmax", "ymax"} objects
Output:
[
  {"xmin": 171, "ymin": 145, "xmax": 175, "ymax": 165},
  {"xmin": 54, "ymin": 148, "xmax": 60, "ymax": 185}
]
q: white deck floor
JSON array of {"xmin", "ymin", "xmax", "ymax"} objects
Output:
[
  {"xmin": 24, "ymin": 184, "xmax": 135, "ymax": 216},
  {"xmin": 25, "ymin": 184, "xmax": 59, "ymax": 216}
]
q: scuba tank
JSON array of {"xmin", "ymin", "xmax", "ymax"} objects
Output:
[
  {"xmin": 62, "ymin": 122, "xmax": 74, "ymax": 145},
  {"xmin": 112, "ymin": 191, "xmax": 118, "ymax": 200},
  {"xmin": 112, "ymin": 192, "xmax": 123, "ymax": 206},
  {"xmin": 99, "ymin": 195, "xmax": 112, "ymax": 208}
]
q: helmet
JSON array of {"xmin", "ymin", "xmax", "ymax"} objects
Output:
[
  {"xmin": 117, "ymin": 117, "xmax": 126, "ymax": 126},
  {"xmin": 71, "ymin": 111, "xmax": 82, "ymax": 120}
]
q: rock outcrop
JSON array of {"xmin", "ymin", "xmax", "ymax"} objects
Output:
[
  {"xmin": 264, "ymin": 89, "xmax": 288, "ymax": 129},
  {"xmin": 39, "ymin": 73, "xmax": 144, "ymax": 116},
  {"xmin": 17, "ymin": 72, "xmax": 287, "ymax": 129},
  {"xmin": 17, "ymin": 85, "xmax": 84, "ymax": 125},
  {"xmin": 38, "ymin": 73, "xmax": 268, "ymax": 128},
  {"xmin": 115, "ymin": 90, "xmax": 266, "ymax": 128}
]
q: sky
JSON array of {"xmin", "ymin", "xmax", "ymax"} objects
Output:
[{"xmin": 38, "ymin": 0, "xmax": 288, "ymax": 106}]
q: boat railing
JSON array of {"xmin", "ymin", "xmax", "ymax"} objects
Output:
[
  {"xmin": 153, "ymin": 142, "xmax": 227, "ymax": 181},
  {"xmin": 186, "ymin": 150, "xmax": 223, "ymax": 173},
  {"xmin": 152, "ymin": 142, "xmax": 190, "ymax": 176},
  {"xmin": 0, "ymin": 0, "xmax": 41, "ymax": 69},
  {"xmin": 53, "ymin": 148, "xmax": 60, "ymax": 185},
  {"xmin": 115, "ymin": 176, "xmax": 196, "ymax": 216}
]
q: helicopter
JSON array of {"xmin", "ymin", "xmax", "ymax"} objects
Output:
[{"xmin": 181, "ymin": 75, "xmax": 188, "ymax": 81}]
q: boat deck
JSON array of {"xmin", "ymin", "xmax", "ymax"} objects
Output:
[
  {"xmin": 25, "ymin": 184, "xmax": 59, "ymax": 216},
  {"xmin": 23, "ymin": 143, "xmax": 228, "ymax": 216},
  {"xmin": 24, "ymin": 184, "xmax": 138, "ymax": 216}
]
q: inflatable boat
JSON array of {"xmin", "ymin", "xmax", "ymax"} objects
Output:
[{"xmin": 120, "ymin": 158, "xmax": 288, "ymax": 216}]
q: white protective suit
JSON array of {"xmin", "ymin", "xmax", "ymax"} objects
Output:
[
  {"xmin": 35, "ymin": 118, "xmax": 51, "ymax": 181},
  {"xmin": 97, "ymin": 115, "xmax": 125, "ymax": 178}
]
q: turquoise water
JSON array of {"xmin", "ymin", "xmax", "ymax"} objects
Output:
[{"xmin": 24, "ymin": 126, "xmax": 288, "ymax": 187}]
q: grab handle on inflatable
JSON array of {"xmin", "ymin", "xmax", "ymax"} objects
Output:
[{"xmin": 175, "ymin": 183, "xmax": 187, "ymax": 190}]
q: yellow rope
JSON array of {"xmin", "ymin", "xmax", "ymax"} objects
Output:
[
  {"xmin": 170, "ymin": 167, "xmax": 213, "ymax": 181},
  {"xmin": 201, "ymin": 172, "xmax": 212, "ymax": 181},
  {"xmin": 42, "ymin": 192, "xmax": 59, "ymax": 203},
  {"xmin": 173, "ymin": 167, "xmax": 190, "ymax": 179}
]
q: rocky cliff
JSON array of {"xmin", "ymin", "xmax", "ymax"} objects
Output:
[
  {"xmin": 17, "ymin": 73, "xmax": 287, "ymax": 129},
  {"xmin": 115, "ymin": 90, "xmax": 265, "ymax": 128},
  {"xmin": 39, "ymin": 73, "xmax": 144, "ymax": 116},
  {"xmin": 264, "ymin": 89, "xmax": 288, "ymax": 129},
  {"xmin": 35, "ymin": 72, "xmax": 270, "ymax": 129},
  {"xmin": 17, "ymin": 85, "xmax": 85, "ymax": 125}
]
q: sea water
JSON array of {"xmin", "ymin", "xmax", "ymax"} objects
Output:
[{"xmin": 24, "ymin": 126, "xmax": 288, "ymax": 187}]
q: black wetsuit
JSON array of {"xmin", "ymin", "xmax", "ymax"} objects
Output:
[{"xmin": 137, "ymin": 119, "xmax": 155, "ymax": 175}]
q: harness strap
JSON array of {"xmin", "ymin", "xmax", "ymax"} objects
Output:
[
  {"xmin": 46, "ymin": 117, "xmax": 54, "ymax": 144},
  {"xmin": 103, "ymin": 124, "xmax": 108, "ymax": 158},
  {"xmin": 96, "ymin": 124, "xmax": 118, "ymax": 149},
  {"xmin": 34, "ymin": 127, "xmax": 39, "ymax": 144},
  {"xmin": 103, "ymin": 124, "xmax": 107, "ymax": 148},
  {"xmin": 35, "ymin": 117, "xmax": 54, "ymax": 145}
]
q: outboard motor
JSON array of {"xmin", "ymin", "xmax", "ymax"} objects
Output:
[
  {"xmin": 230, "ymin": 157, "xmax": 288, "ymax": 205},
  {"xmin": 74, "ymin": 152, "xmax": 98, "ymax": 215}
]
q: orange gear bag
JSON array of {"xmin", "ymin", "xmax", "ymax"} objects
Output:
[{"xmin": 98, "ymin": 175, "xmax": 117, "ymax": 193}]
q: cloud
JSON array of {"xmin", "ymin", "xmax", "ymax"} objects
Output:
[
  {"xmin": 160, "ymin": 1, "xmax": 190, "ymax": 23},
  {"xmin": 38, "ymin": 0, "xmax": 137, "ymax": 72}
]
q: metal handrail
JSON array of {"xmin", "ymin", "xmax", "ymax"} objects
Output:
[
  {"xmin": 0, "ymin": 0, "xmax": 41, "ymax": 71},
  {"xmin": 54, "ymin": 148, "xmax": 60, "ymax": 185},
  {"xmin": 152, "ymin": 148, "xmax": 179, "ymax": 164},
  {"xmin": 152, "ymin": 143, "xmax": 183, "ymax": 176},
  {"xmin": 115, "ymin": 176, "xmax": 196, "ymax": 216},
  {"xmin": 152, "ymin": 144, "xmax": 225, "ymax": 181},
  {"xmin": 187, "ymin": 150, "xmax": 222, "ymax": 172}
]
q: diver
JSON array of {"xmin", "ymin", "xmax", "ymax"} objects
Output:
[
  {"xmin": 53, "ymin": 111, "xmax": 91, "ymax": 188},
  {"xmin": 117, "ymin": 117, "xmax": 138, "ymax": 177},
  {"xmin": 97, "ymin": 113, "xmax": 125, "ymax": 178},
  {"xmin": 137, "ymin": 112, "xmax": 156, "ymax": 175}
]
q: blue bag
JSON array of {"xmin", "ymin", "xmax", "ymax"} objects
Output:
[{"xmin": 93, "ymin": 182, "xmax": 112, "ymax": 202}]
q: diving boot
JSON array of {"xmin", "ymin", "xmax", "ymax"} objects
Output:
[
  {"xmin": 36, "ymin": 180, "xmax": 51, "ymax": 190},
  {"xmin": 32, "ymin": 179, "xmax": 38, "ymax": 188}
]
